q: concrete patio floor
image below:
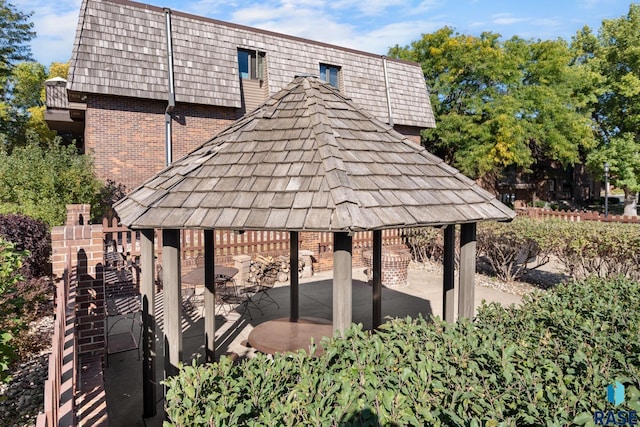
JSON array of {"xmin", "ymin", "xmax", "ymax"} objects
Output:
[{"xmin": 102, "ymin": 266, "xmax": 523, "ymax": 426}]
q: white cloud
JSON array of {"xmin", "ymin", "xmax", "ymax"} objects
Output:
[
  {"xmin": 491, "ymin": 13, "xmax": 528, "ymax": 26},
  {"xmin": 224, "ymin": 1, "xmax": 439, "ymax": 54},
  {"xmin": 353, "ymin": 20, "xmax": 442, "ymax": 52},
  {"xmin": 12, "ymin": 0, "xmax": 81, "ymax": 66}
]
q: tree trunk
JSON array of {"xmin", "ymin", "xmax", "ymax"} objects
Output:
[{"xmin": 623, "ymin": 189, "xmax": 638, "ymax": 217}]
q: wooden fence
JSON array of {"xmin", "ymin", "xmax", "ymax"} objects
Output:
[
  {"xmin": 101, "ymin": 218, "xmax": 292, "ymax": 265},
  {"xmin": 37, "ymin": 249, "xmax": 77, "ymax": 426},
  {"xmin": 102, "ymin": 218, "xmax": 406, "ymax": 266},
  {"xmin": 518, "ymin": 207, "xmax": 640, "ymax": 224},
  {"xmin": 317, "ymin": 229, "xmax": 404, "ymax": 254}
]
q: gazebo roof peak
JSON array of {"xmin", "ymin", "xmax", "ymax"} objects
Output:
[{"xmin": 115, "ymin": 75, "xmax": 514, "ymax": 230}]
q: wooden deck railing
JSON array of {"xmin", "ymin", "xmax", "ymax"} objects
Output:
[{"xmin": 37, "ymin": 249, "xmax": 77, "ymax": 426}]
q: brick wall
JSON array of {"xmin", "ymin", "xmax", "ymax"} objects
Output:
[
  {"xmin": 84, "ymin": 94, "xmax": 425, "ymax": 192},
  {"xmin": 52, "ymin": 204, "xmax": 107, "ymax": 355},
  {"xmin": 84, "ymin": 94, "xmax": 239, "ymax": 191}
]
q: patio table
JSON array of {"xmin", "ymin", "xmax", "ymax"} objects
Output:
[
  {"xmin": 248, "ymin": 317, "xmax": 334, "ymax": 356},
  {"xmin": 181, "ymin": 266, "xmax": 239, "ymax": 286}
]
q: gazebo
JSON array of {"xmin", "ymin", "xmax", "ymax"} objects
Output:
[{"xmin": 114, "ymin": 75, "xmax": 515, "ymax": 416}]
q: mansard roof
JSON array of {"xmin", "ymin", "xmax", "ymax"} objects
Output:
[{"xmin": 68, "ymin": 0, "xmax": 435, "ymax": 128}]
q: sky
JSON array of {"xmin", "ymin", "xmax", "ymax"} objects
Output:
[{"xmin": 12, "ymin": 0, "xmax": 638, "ymax": 67}]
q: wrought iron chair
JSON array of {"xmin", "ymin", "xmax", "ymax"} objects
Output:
[
  {"xmin": 235, "ymin": 279, "xmax": 264, "ymax": 319},
  {"xmin": 214, "ymin": 273, "xmax": 238, "ymax": 316},
  {"xmin": 253, "ymin": 278, "xmax": 280, "ymax": 309}
]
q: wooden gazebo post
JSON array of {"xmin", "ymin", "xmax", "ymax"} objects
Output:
[
  {"xmin": 162, "ymin": 229, "xmax": 182, "ymax": 377},
  {"xmin": 372, "ymin": 230, "xmax": 382, "ymax": 328},
  {"xmin": 203, "ymin": 229, "xmax": 215, "ymax": 362},
  {"xmin": 333, "ymin": 232, "xmax": 352, "ymax": 334},
  {"xmin": 290, "ymin": 231, "xmax": 299, "ymax": 322},
  {"xmin": 458, "ymin": 223, "xmax": 477, "ymax": 319},
  {"xmin": 443, "ymin": 225, "xmax": 456, "ymax": 322},
  {"xmin": 140, "ymin": 229, "xmax": 156, "ymax": 417}
]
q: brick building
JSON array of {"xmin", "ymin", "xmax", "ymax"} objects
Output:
[{"xmin": 46, "ymin": 0, "xmax": 435, "ymax": 192}]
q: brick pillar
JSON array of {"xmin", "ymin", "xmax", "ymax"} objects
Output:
[
  {"xmin": 52, "ymin": 205, "xmax": 104, "ymax": 279},
  {"xmin": 233, "ymin": 254, "xmax": 251, "ymax": 286},
  {"xmin": 51, "ymin": 204, "xmax": 107, "ymax": 355},
  {"xmin": 299, "ymin": 250, "xmax": 314, "ymax": 278}
]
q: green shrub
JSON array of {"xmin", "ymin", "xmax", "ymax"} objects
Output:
[
  {"xmin": 549, "ymin": 221, "xmax": 640, "ymax": 281},
  {"xmin": 404, "ymin": 218, "xmax": 640, "ymax": 284},
  {"xmin": 0, "ymin": 239, "xmax": 27, "ymax": 383},
  {"xmin": 164, "ymin": 276, "xmax": 640, "ymax": 426},
  {"xmin": 0, "ymin": 137, "xmax": 102, "ymax": 227},
  {"xmin": 476, "ymin": 218, "xmax": 556, "ymax": 282}
]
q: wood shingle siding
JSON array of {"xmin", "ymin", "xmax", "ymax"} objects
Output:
[
  {"xmin": 115, "ymin": 76, "xmax": 514, "ymax": 231},
  {"xmin": 69, "ymin": 0, "xmax": 434, "ymax": 128}
]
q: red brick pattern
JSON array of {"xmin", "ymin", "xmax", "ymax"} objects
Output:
[
  {"xmin": 75, "ymin": 276, "xmax": 106, "ymax": 355},
  {"xmin": 84, "ymin": 95, "xmax": 238, "ymax": 190},
  {"xmin": 362, "ymin": 246, "xmax": 412, "ymax": 288}
]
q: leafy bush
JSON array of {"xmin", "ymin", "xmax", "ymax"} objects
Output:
[
  {"xmin": 404, "ymin": 218, "xmax": 554, "ymax": 282},
  {"xmin": 164, "ymin": 276, "xmax": 640, "ymax": 426},
  {"xmin": 91, "ymin": 179, "xmax": 126, "ymax": 222},
  {"xmin": 404, "ymin": 218, "xmax": 640, "ymax": 284},
  {"xmin": 0, "ymin": 213, "xmax": 50, "ymax": 279},
  {"xmin": 476, "ymin": 218, "xmax": 556, "ymax": 282},
  {"xmin": 402, "ymin": 227, "xmax": 447, "ymax": 264},
  {"xmin": 7, "ymin": 276, "xmax": 52, "ymax": 358},
  {"xmin": 0, "ymin": 137, "xmax": 102, "ymax": 226},
  {"xmin": 0, "ymin": 239, "xmax": 27, "ymax": 382}
]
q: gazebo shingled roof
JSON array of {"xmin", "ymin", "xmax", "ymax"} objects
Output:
[{"xmin": 114, "ymin": 75, "xmax": 514, "ymax": 230}]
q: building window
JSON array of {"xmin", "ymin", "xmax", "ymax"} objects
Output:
[
  {"xmin": 238, "ymin": 49, "xmax": 264, "ymax": 80},
  {"xmin": 319, "ymin": 63, "xmax": 340, "ymax": 89}
]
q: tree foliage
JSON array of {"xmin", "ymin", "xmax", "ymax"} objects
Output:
[
  {"xmin": 584, "ymin": 4, "xmax": 640, "ymax": 216},
  {"xmin": 0, "ymin": 0, "xmax": 35, "ymax": 148},
  {"xmin": 0, "ymin": 0, "xmax": 34, "ymax": 84},
  {"xmin": 24, "ymin": 61, "xmax": 69, "ymax": 144},
  {"xmin": 388, "ymin": 28, "xmax": 597, "ymax": 190},
  {"xmin": 0, "ymin": 137, "xmax": 102, "ymax": 227},
  {"xmin": 1, "ymin": 61, "xmax": 46, "ymax": 146}
]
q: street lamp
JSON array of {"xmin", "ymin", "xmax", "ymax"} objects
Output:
[{"xmin": 604, "ymin": 162, "xmax": 610, "ymax": 218}]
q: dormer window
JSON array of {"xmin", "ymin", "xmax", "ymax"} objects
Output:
[
  {"xmin": 238, "ymin": 49, "xmax": 264, "ymax": 80},
  {"xmin": 319, "ymin": 63, "xmax": 340, "ymax": 89}
]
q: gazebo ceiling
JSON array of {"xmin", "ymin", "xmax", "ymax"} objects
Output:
[{"xmin": 114, "ymin": 75, "xmax": 515, "ymax": 231}]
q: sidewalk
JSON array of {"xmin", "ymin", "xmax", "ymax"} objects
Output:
[{"xmin": 101, "ymin": 266, "xmax": 524, "ymax": 426}]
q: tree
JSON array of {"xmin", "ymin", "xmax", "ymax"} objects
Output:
[
  {"xmin": 2, "ymin": 61, "xmax": 45, "ymax": 146},
  {"xmin": 26, "ymin": 61, "xmax": 69, "ymax": 144},
  {"xmin": 0, "ymin": 136, "xmax": 102, "ymax": 227},
  {"xmin": 0, "ymin": 0, "xmax": 34, "ymax": 84},
  {"xmin": 0, "ymin": 1, "xmax": 36, "ymax": 149},
  {"xmin": 388, "ymin": 28, "xmax": 597, "ymax": 200},
  {"xmin": 0, "ymin": 61, "xmax": 69, "ymax": 149},
  {"xmin": 585, "ymin": 4, "xmax": 640, "ymax": 216}
]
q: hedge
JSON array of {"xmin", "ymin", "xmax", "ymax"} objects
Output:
[
  {"xmin": 164, "ymin": 276, "xmax": 640, "ymax": 426},
  {"xmin": 406, "ymin": 218, "xmax": 640, "ymax": 283}
]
